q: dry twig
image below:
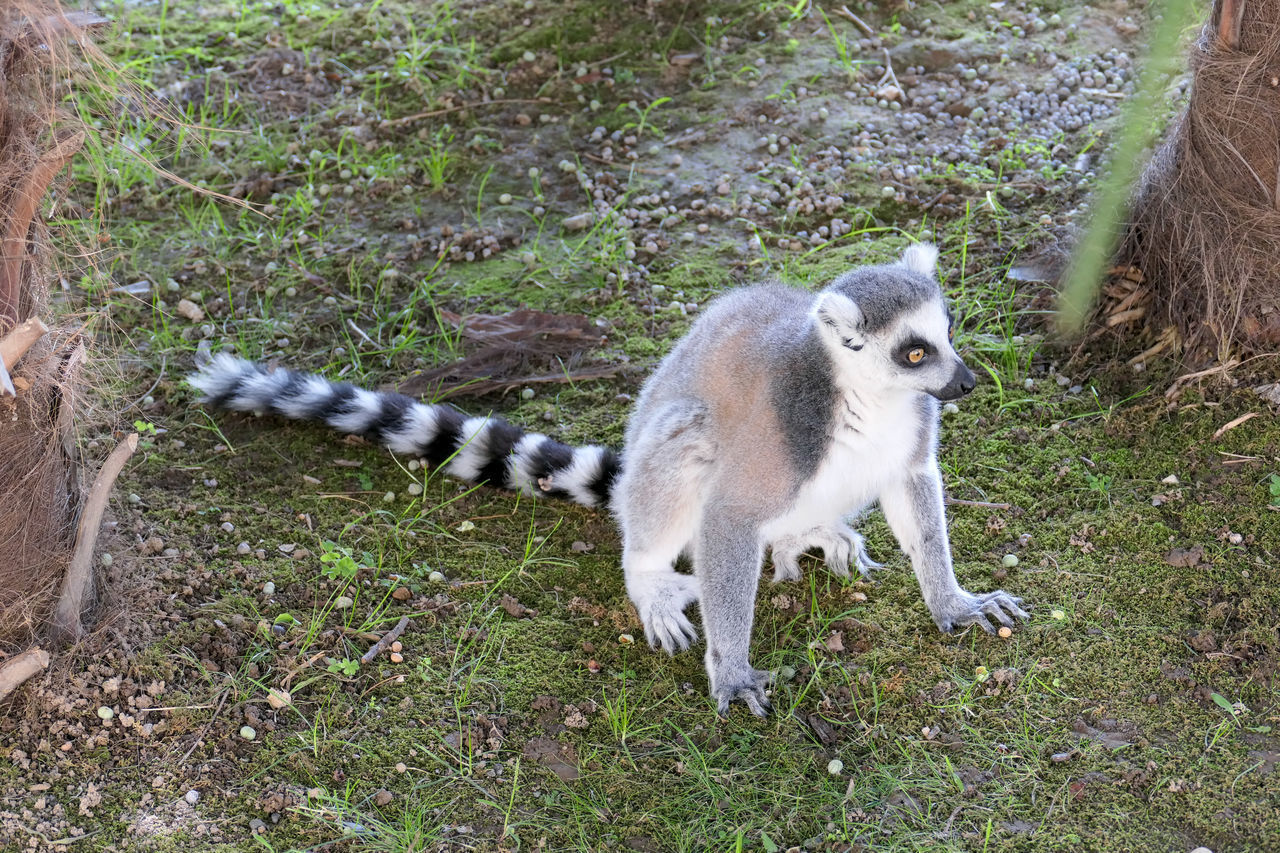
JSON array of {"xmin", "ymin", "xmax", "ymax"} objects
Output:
[
  {"xmin": 1211, "ymin": 411, "xmax": 1259, "ymax": 439},
  {"xmin": 361, "ymin": 615, "xmax": 410, "ymax": 664},
  {"xmin": 946, "ymin": 497, "xmax": 1014, "ymax": 511},
  {"xmin": 834, "ymin": 5, "xmax": 875, "ymax": 36}
]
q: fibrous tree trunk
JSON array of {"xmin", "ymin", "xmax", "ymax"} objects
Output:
[
  {"xmin": 0, "ymin": 4, "xmax": 111, "ymax": 664},
  {"xmin": 1121, "ymin": 0, "xmax": 1280, "ymax": 352}
]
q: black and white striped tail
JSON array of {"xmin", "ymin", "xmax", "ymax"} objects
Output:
[{"xmin": 189, "ymin": 354, "xmax": 621, "ymax": 509}]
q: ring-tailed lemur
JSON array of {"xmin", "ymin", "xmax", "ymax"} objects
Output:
[{"xmin": 190, "ymin": 243, "xmax": 1028, "ymax": 716}]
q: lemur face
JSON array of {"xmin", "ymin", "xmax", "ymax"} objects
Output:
[
  {"xmin": 877, "ymin": 299, "xmax": 976, "ymax": 401},
  {"xmin": 812, "ymin": 244, "xmax": 976, "ymax": 401}
]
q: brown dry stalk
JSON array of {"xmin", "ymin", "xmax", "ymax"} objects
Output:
[
  {"xmin": 1218, "ymin": 0, "xmax": 1243, "ymax": 49},
  {"xmin": 1211, "ymin": 411, "xmax": 1259, "ymax": 439},
  {"xmin": 0, "ymin": 316, "xmax": 48, "ymax": 368},
  {"xmin": 48, "ymin": 432, "xmax": 138, "ymax": 646},
  {"xmin": 0, "ymin": 647, "xmax": 50, "ymax": 702},
  {"xmin": 0, "ymin": 130, "xmax": 84, "ymax": 329}
]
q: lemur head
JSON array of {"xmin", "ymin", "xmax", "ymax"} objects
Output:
[{"xmin": 811, "ymin": 244, "xmax": 976, "ymax": 401}]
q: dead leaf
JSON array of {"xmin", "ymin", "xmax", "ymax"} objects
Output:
[
  {"xmin": 1253, "ymin": 383, "xmax": 1280, "ymax": 406},
  {"xmin": 804, "ymin": 713, "xmax": 838, "ymax": 745},
  {"xmin": 441, "ymin": 308, "xmax": 605, "ymax": 344},
  {"xmin": 824, "ymin": 631, "xmax": 845, "ymax": 653},
  {"xmin": 397, "ymin": 309, "xmax": 617, "ymax": 399},
  {"xmin": 522, "ymin": 737, "xmax": 580, "ymax": 781},
  {"xmin": 1164, "ymin": 546, "xmax": 1204, "ymax": 568},
  {"xmin": 500, "ymin": 594, "xmax": 535, "ymax": 619}
]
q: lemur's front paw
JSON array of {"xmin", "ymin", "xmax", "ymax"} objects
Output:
[
  {"xmin": 630, "ymin": 572, "xmax": 700, "ymax": 653},
  {"xmin": 932, "ymin": 590, "xmax": 1029, "ymax": 634},
  {"xmin": 710, "ymin": 666, "xmax": 773, "ymax": 717}
]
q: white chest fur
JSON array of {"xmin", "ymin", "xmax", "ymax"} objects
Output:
[{"xmin": 761, "ymin": 390, "xmax": 924, "ymax": 542}]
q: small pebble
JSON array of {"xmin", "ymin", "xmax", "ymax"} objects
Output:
[
  {"xmin": 240, "ymin": 726, "xmax": 257, "ymax": 741},
  {"xmin": 395, "ymin": 762, "xmax": 407, "ymax": 773},
  {"xmin": 428, "ymin": 570, "xmax": 446, "ymax": 583},
  {"xmin": 237, "ymin": 542, "xmax": 251, "ymax": 555},
  {"xmin": 176, "ymin": 299, "xmax": 204, "ymax": 322},
  {"xmin": 942, "ymin": 402, "xmax": 960, "ymax": 416},
  {"xmin": 383, "ymin": 491, "xmax": 396, "ymax": 502},
  {"xmin": 262, "ymin": 581, "xmax": 275, "ymax": 596},
  {"xmin": 100, "ymin": 553, "xmax": 113, "ymax": 567},
  {"xmin": 1050, "ymin": 609, "xmax": 1066, "ymax": 620},
  {"xmin": 334, "ymin": 596, "xmax": 354, "ymax": 609},
  {"xmin": 185, "ymin": 789, "xmax": 200, "ymax": 805},
  {"xmin": 97, "ymin": 706, "xmax": 114, "ymax": 720},
  {"xmin": 391, "ymin": 641, "xmax": 403, "ymax": 653},
  {"xmin": 998, "ymin": 626, "xmax": 1012, "ymax": 639},
  {"xmin": 407, "ymin": 482, "xmax": 423, "ymax": 496},
  {"xmin": 374, "ymin": 789, "xmax": 393, "ymax": 807},
  {"xmin": 392, "ymin": 587, "xmax": 411, "ymax": 601},
  {"xmin": 827, "ymin": 759, "xmax": 844, "ymax": 776},
  {"xmin": 1002, "ymin": 554, "xmax": 1019, "ymax": 568},
  {"xmin": 267, "ymin": 688, "xmax": 291, "ymax": 709},
  {"xmin": 389, "ymin": 652, "xmax": 404, "ymax": 664}
]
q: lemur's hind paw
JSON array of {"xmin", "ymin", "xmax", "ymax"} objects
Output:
[
  {"xmin": 933, "ymin": 590, "xmax": 1029, "ymax": 634},
  {"xmin": 770, "ymin": 523, "xmax": 880, "ymax": 583},
  {"xmin": 849, "ymin": 530, "xmax": 884, "ymax": 579},
  {"xmin": 711, "ymin": 667, "xmax": 773, "ymax": 717}
]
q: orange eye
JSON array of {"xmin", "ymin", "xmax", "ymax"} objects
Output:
[
  {"xmin": 907, "ymin": 347, "xmax": 926, "ymax": 364},
  {"xmin": 948, "ymin": 327, "xmax": 955, "ymax": 341}
]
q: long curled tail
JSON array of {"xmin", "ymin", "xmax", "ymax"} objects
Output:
[{"xmin": 188, "ymin": 354, "xmax": 621, "ymax": 509}]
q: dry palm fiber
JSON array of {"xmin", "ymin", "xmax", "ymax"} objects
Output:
[
  {"xmin": 1122, "ymin": 0, "xmax": 1280, "ymax": 351},
  {"xmin": 0, "ymin": 3, "xmax": 105, "ymax": 645}
]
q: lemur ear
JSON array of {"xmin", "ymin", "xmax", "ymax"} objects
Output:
[
  {"xmin": 812, "ymin": 291, "xmax": 864, "ymax": 339},
  {"xmin": 900, "ymin": 242, "xmax": 939, "ymax": 276}
]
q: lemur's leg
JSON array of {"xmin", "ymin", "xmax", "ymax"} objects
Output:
[
  {"xmin": 879, "ymin": 466, "xmax": 1028, "ymax": 632},
  {"xmin": 616, "ymin": 401, "xmax": 712, "ymax": 653},
  {"xmin": 770, "ymin": 522, "xmax": 883, "ymax": 582},
  {"xmin": 696, "ymin": 508, "xmax": 771, "ymax": 717}
]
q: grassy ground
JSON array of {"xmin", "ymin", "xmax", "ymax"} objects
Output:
[{"xmin": 3, "ymin": 0, "xmax": 1279, "ymax": 851}]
